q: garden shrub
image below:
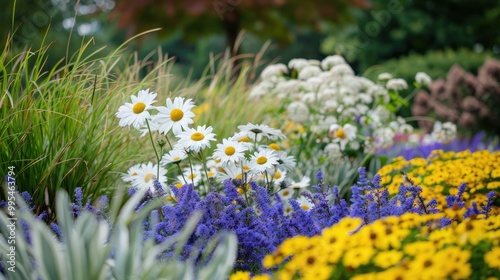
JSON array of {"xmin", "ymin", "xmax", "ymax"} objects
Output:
[{"xmin": 412, "ymin": 59, "xmax": 500, "ymax": 136}]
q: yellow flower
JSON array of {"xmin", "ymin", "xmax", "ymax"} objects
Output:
[
  {"xmin": 404, "ymin": 241, "xmax": 436, "ymax": 256},
  {"xmin": 374, "ymin": 267, "xmax": 408, "ymax": 280},
  {"xmin": 230, "ymin": 271, "xmax": 251, "ymax": 280},
  {"xmin": 343, "ymin": 246, "xmax": 376, "ymax": 269},
  {"xmin": 408, "ymin": 252, "xmax": 445, "ymax": 279},
  {"xmin": 408, "ymin": 157, "xmax": 427, "ymax": 167},
  {"xmin": 374, "ymin": 250, "xmax": 404, "ymax": 268},
  {"xmin": 484, "ymin": 246, "xmax": 500, "ymax": 269},
  {"xmin": 252, "ymin": 274, "xmax": 271, "ymax": 280}
]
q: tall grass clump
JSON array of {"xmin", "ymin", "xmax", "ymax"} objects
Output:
[
  {"xmin": 0, "ymin": 30, "xmax": 184, "ymax": 216},
  {"xmin": 0, "ymin": 29, "xmax": 279, "ymax": 216}
]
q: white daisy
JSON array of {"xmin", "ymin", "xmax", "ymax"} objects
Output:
[
  {"xmin": 283, "ymin": 202, "xmax": 294, "ymax": 216},
  {"xmin": 238, "ymin": 123, "xmax": 284, "ymax": 143},
  {"xmin": 212, "ymin": 138, "xmax": 248, "ymax": 166},
  {"xmin": 328, "ymin": 123, "xmax": 357, "ymax": 150},
  {"xmin": 290, "ymin": 176, "xmax": 310, "ymax": 189},
  {"xmin": 296, "ymin": 196, "xmax": 314, "ymax": 211},
  {"xmin": 130, "ymin": 162, "xmax": 168, "ymax": 193},
  {"xmin": 138, "ymin": 119, "xmax": 160, "ymax": 137},
  {"xmin": 116, "ymin": 89, "xmax": 157, "ymax": 129},
  {"xmin": 154, "ymin": 97, "xmax": 196, "ymax": 135},
  {"xmin": 271, "ymin": 168, "xmax": 287, "ymax": 185},
  {"xmin": 161, "ymin": 148, "xmax": 187, "ymax": 165},
  {"xmin": 175, "ymin": 125, "xmax": 216, "ymax": 153},
  {"xmin": 121, "ymin": 163, "xmax": 143, "ymax": 182},
  {"xmin": 215, "ymin": 164, "xmax": 243, "ymax": 183},
  {"xmin": 178, "ymin": 165, "xmax": 203, "ymax": 185},
  {"xmin": 249, "ymin": 149, "xmax": 279, "ymax": 173},
  {"xmin": 278, "ymin": 187, "xmax": 294, "ymax": 202},
  {"xmin": 230, "ymin": 131, "xmax": 253, "ymax": 149},
  {"xmin": 275, "ymin": 151, "xmax": 296, "ymax": 171}
]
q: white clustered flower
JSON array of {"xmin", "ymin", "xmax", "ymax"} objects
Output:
[
  {"xmin": 330, "ymin": 64, "xmax": 354, "ymax": 76},
  {"xmin": 415, "ymin": 72, "xmax": 432, "ymax": 87},
  {"xmin": 298, "ymin": 65, "xmax": 322, "ymax": 80},
  {"xmin": 373, "ymin": 127, "xmax": 395, "ymax": 150},
  {"xmin": 386, "ymin": 78, "xmax": 408, "ymax": 91},
  {"xmin": 431, "ymin": 121, "xmax": 457, "ymax": 144},
  {"xmin": 377, "ymin": 73, "xmax": 393, "ymax": 81},
  {"xmin": 286, "ymin": 101, "xmax": 310, "ymax": 123},
  {"xmin": 261, "ymin": 63, "xmax": 288, "ymax": 81},
  {"xmin": 249, "ymin": 81, "xmax": 275, "ymax": 99},
  {"xmin": 288, "ymin": 58, "xmax": 309, "ymax": 71},
  {"xmin": 321, "ymin": 55, "xmax": 347, "ymax": 70},
  {"xmin": 324, "ymin": 142, "xmax": 342, "ymax": 161}
]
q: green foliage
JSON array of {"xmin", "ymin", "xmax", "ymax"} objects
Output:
[
  {"xmin": 362, "ymin": 48, "xmax": 498, "ymax": 82},
  {"xmin": 321, "ymin": 0, "xmax": 500, "ymax": 72},
  {"xmin": 0, "ymin": 188, "xmax": 237, "ymax": 279},
  {"xmin": 0, "ymin": 30, "xmax": 190, "ymax": 216},
  {"xmin": 361, "ymin": 48, "xmax": 497, "ymax": 119}
]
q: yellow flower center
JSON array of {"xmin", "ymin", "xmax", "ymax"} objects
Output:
[
  {"xmin": 191, "ymin": 132, "xmax": 205, "ymax": 141},
  {"xmin": 242, "ymin": 165, "xmax": 250, "ymax": 172},
  {"xmin": 235, "ymin": 174, "xmax": 243, "ymax": 179},
  {"xmin": 268, "ymin": 143, "xmax": 280, "ymax": 151},
  {"xmin": 170, "ymin": 108, "xmax": 184, "ymax": 121},
  {"xmin": 133, "ymin": 102, "xmax": 146, "ymax": 114},
  {"xmin": 274, "ymin": 171, "xmax": 282, "ymax": 179},
  {"xmin": 301, "ymin": 205, "xmax": 310, "ymax": 211},
  {"xmin": 238, "ymin": 136, "xmax": 250, "ymax": 142},
  {"xmin": 174, "ymin": 182, "xmax": 183, "ymax": 189},
  {"xmin": 207, "ymin": 171, "xmax": 215, "ymax": 178},
  {"xmin": 188, "ymin": 173, "xmax": 197, "ymax": 180},
  {"xmin": 225, "ymin": 146, "xmax": 236, "ymax": 156},
  {"xmin": 336, "ymin": 128, "xmax": 346, "ymax": 139},
  {"xmin": 256, "ymin": 156, "xmax": 268, "ymax": 165},
  {"xmin": 173, "ymin": 157, "xmax": 180, "ymax": 161},
  {"xmin": 282, "ymin": 190, "xmax": 290, "ymax": 196},
  {"xmin": 144, "ymin": 173, "xmax": 154, "ymax": 182}
]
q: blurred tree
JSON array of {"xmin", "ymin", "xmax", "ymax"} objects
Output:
[
  {"xmin": 2, "ymin": 0, "xmax": 120, "ymax": 70},
  {"xmin": 110, "ymin": 0, "xmax": 371, "ymax": 55},
  {"xmin": 321, "ymin": 0, "xmax": 500, "ymax": 71}
]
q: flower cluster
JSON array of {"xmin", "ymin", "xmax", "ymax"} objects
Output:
[
  {"xmin": 378, "ymin": 149, "xmax": 500, "ymax": 217},
  {"xmin": 136, "ymin": 152, "xmax": 497, "ymax": 275},
  {"xmin": 116, "ymin": 89, "xmax": 305, "ymax": 200},
  {"xmin": 250, "ymin": 55, "xmax": 420, "ymax": 155},
  {"xmin": 243, "ymin": 212, "xmax": 500, "ymax": 280},
  {"xmin": 248, "ymin": 55, "xmax": 456, "ymax": 187}
]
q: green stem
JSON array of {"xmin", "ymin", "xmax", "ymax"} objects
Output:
[
  {"xmin": 146, "ymin": 119, "xmax": 161, "ymax": 179},
  {"xmin": 404, "ymin": 116, "xmax": 436, "ymax": 123},
  {"xmin": 198, "ymin": 150, "xmax": 213, "ymax": 193}
]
